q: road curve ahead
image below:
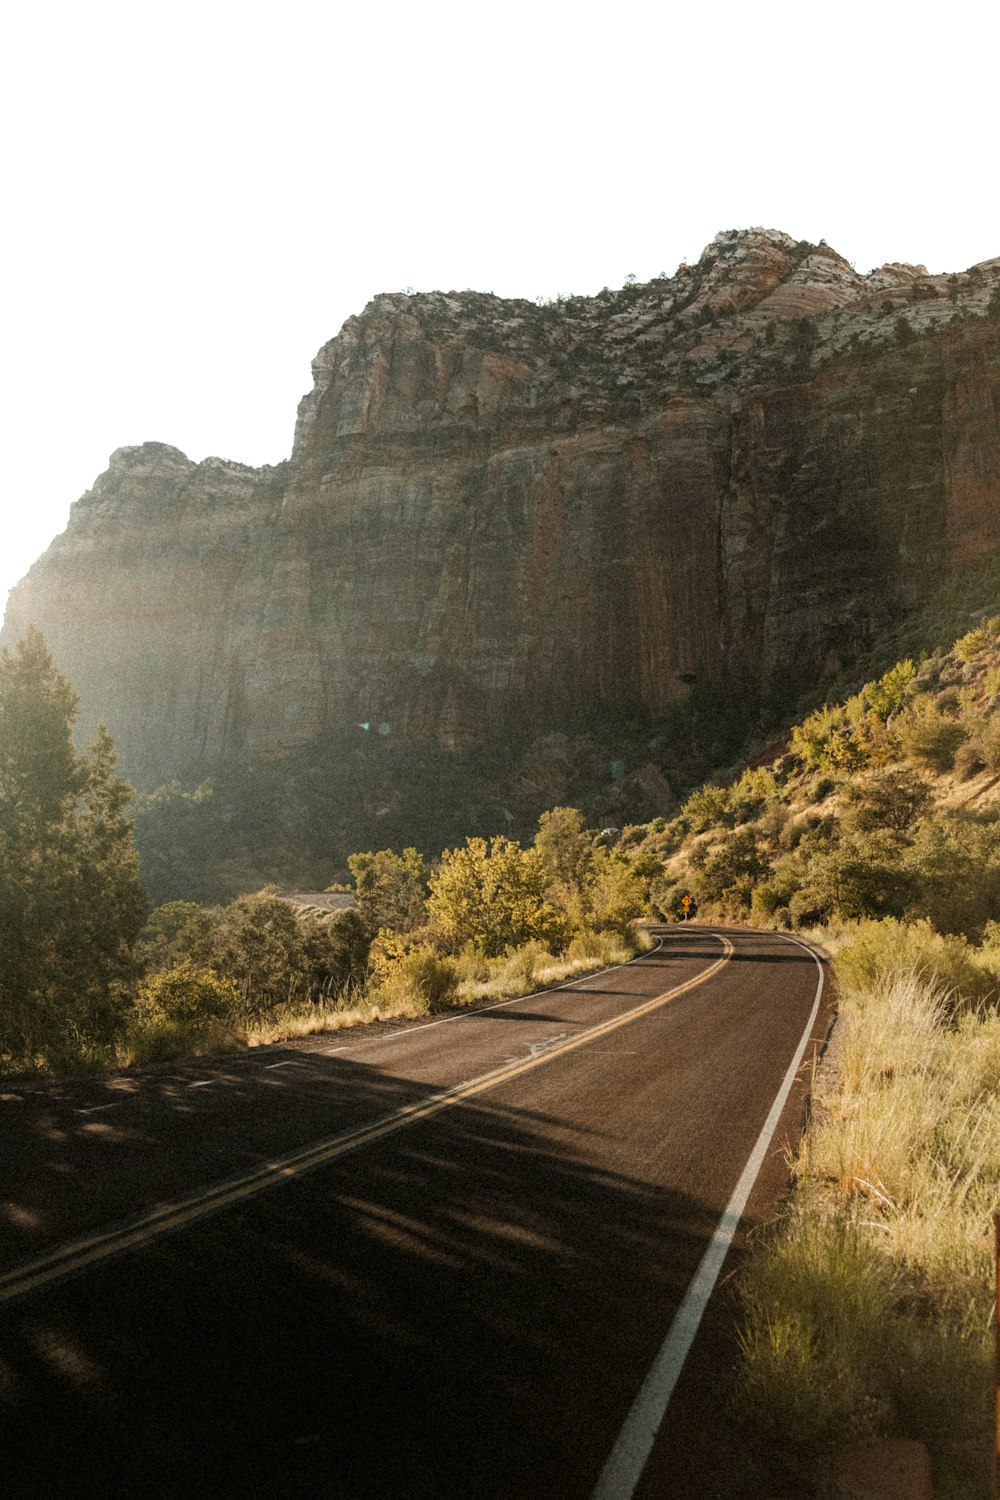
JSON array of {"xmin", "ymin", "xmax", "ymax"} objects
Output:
[{"xmin": 0, "ymin": 925, "xmax": 831, "ymax": 1499}]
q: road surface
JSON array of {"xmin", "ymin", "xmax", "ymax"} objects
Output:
[{"xmin": 0, "ymin": 925, "xmax": 830, "ymax": 1498}]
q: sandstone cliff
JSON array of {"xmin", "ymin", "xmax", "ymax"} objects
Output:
[{"xmin": 6, "ymin": 229, "xmax": 1000, "ymax": 811}]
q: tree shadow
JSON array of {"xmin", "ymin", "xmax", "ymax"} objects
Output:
[{"xmin": 1, "ymin": 1051, "xmax": 730, "ymax": 1500}]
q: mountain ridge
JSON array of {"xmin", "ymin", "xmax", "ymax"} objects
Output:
[{"xmin": 4, "ymin": 228, "xmax": 1000, "ymax": 879}]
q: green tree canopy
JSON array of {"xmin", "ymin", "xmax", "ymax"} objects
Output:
[
  {"xmin": 0, "ymin": 628, "xmax": 149, "ymax": 1062},
  {"xmin": 427, "ymin": 836, "xmax": 563, "ymax": 956},
  {"xmin": 347, "ymin": 846, "xmax": 428, "ymax": 937}
]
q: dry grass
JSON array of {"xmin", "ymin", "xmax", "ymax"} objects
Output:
[
  {"xmin": 454, "ymin": 930, "xmax": 648, "ymax": 1004},
  {"xmin": 736, "ymin": 939, "xmax": 996, "ymax": 1498},
  {"xmin": 11, "ymin": 928, "xmax": 655, "ymax": 1077},
  {"xmin": 247, "ymin": 929, "xmax": 654, "ymax": 1046}
]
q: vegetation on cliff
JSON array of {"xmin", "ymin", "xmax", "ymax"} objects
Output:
[{"xmin": 628, "ymin": 609, "xmax": 1000, "ymax": 942}]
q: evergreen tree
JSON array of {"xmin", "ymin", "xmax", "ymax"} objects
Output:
[{"xmin": 0, "ymin": 628, "xmax": 148, "ymax": 1063}]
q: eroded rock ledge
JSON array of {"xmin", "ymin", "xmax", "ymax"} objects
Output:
[{"xmin": 5, "ymin": 228, "xmax": 1000, "ymax": 791}]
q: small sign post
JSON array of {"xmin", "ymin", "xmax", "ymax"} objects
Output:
[{"xmin": 681, "ymin": 895, "xmax": 693, "ymax": 921}]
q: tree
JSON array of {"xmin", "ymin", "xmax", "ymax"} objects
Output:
[
  {"xmin": 692, "ymin": 828, "xmax": 768, "ymax": 911},
  {"xmin": 427, "ymin": 837, "xmax": 563, "ymax": 956},
  {"xmin": 864, "ymin": 659, "xmax": 915, "ymax": 720},
  {"xmin": 841, "ymin": 767, "xmax": 931, "ymax": 836},
  {"xmin": 202, "ymin": 894, "xmax": 312, "ymax": 1016},
  {"xmin": 532, "ymin": 806, "xmax": 596, "ymax": 929},
  {"xmin": 347, "ymin": 846, "xmax": 427, "ymax": 937},
  {"xmin": 894, "ymin": 316, "xmax": 916, "ymax": 347},
  {"xmin": 586, "ymin": 847, "xmax": 646, "ymax": 935},
  {"xmin": 0, "ymin": 629, "xmax": 148, "ymax": 1061}
]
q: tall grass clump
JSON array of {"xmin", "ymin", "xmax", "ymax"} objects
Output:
[{"xmin": 736, "ymin": 922, "xmax": 996, "ymax": 1498}]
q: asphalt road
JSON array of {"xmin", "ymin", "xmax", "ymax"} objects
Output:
[{"xmin": 0, "ymin": 925, "xmax": 831, "ymax": 1499}]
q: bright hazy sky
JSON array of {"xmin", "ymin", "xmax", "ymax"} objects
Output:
[{"xmin": 2, "ymin": 0, "xmax": 997, "ymax": 613}]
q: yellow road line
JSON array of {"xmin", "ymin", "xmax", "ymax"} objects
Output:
[{"xmin": 1, "ymin": 937, "xmax": 733, "ymax": 1306}]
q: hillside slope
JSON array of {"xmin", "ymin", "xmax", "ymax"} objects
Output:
[{"xmin": 629, "ymin": 612, "xmax": 1000, "ymax": 941}]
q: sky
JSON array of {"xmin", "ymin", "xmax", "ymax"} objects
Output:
[{"xmin": 1, "ymin": 0, "xmax": 997, "ymax": 612}]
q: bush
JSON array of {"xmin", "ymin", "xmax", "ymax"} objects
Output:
[
  {"xmin": 736, "ymin": 1213, "xmax": 895, "ymax": 1457},
  {"xmin": 692, "ymin": 828, "xmax": 768, "ymax": 911},
  {"xmin": 835, "ymin": 918, "xmax": 994, "ymax": 1011},
  {"xmin": 133, "ymin": 962, "xmax": 240, "ymax": 1027},
  {"xmin": 127, "ymin": 963, "xmax": 243, "ymax": 1063},
  {"xmin": 681, "ymin": 783, "xmax": 730, "ymax": 832},
  {"xmin": 369, "ymin": 936, "xmax": 458, "ymax": 1012},
  {"xmin": 954, "ymin": 616, "xmax": 1000, "ymax": 663},
  {"xmin": 566, "ymin": 929, "xmax": 640, "ymax": 964},
  {"xmin": 863, "ymin": 659, "xmax": 916, "ymax": 719},
  {"xmin": 952, "ymin": 740, "xmax": 986, "ymax": 781},
  {"xmin": 496, "ymin": 940, "xmax": 552, "ymax": 991},
  {"xmin": 788, "ymin": 883, "xmax": 833, "ymax": 928},
  {"xmin": 728, "ymin": 767, "xmax": 778, "ymax": 825},
  {"xmin": 902, "ymin": 814, "xmax": 1000, "ymax": 939},
  {"xmin": 977, "ymin": 714, "xmax": 1000, "ymax": 771},
  {"xmin": 751, "ymin": 861, "xmax": 803, "ymax": 922},
  {"xmin": 840, "ymin": 766, "xmax": 932, "ymax": 834},
  {"xmin": 898, "ymin": 698, "xmax": 968, "ymax": 772},
  {"xmin": 791, "ymin": 705, "xmax": 867, "ymax": 774}
]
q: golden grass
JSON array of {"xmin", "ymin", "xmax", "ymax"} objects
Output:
[
  {"xmin": 246, "ymin": 929, "xmax": 653, "ymax": 1047},
  {"xmin": 736, "ymin": 942, "xmax": 996, "ymax": 1498}
]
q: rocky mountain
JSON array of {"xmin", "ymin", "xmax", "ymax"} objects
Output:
[{"xmin": 5, "ymin": 228, "xmax": 1000, "ymax": 873}]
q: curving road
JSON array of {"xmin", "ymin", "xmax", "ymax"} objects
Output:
[{"xmin": 0, "ymin": 925, "xmax": 831, "ymax": 1499}]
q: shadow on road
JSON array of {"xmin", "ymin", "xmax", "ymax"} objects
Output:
[{"xmin": 1, "ymin": 1050, "xmax": 728, "ymax": 1500}]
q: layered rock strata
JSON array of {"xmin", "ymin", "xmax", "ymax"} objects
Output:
[{"xmin": 6, "ymin": 229, "xmax": 1000, "ymax": 790}]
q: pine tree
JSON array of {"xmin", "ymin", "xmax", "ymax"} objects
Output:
[{"xmin": 0, "ymin": 628, "xmax": 148, "ymax": 1064}]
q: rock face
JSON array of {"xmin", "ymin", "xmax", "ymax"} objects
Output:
[{"xmin": 5, "ymin": 228, "xmax": 1000, "ymax": 792}]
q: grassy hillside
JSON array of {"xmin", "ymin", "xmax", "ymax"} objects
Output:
[{"xmin": 627, "ymin": 612, "xmax": 1000, "ymax": 941}]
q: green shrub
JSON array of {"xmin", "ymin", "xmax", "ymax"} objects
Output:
[
  {"xmin": 681, "ymin": 783, "xmax": 730, "ymax": 832},
  {"xmin": 750, "ymin": 856, "xmax": 803, "ymax": 920},
  {"xmin": 778, "ymin": 815, "xmax": 815, "ymax": 852},
  {"xmin": 952, "ymin": 740, "xmax": 986, "ymax": 781},
  {"xmin": 728, "ymin": 767, "xmax": 778, "ymax": 825},
  {"xmin": 736, "ymin": 1213, "xmax": 895, "ymax": 1457},
  {"xmin": 791, "ymin": 705, "xmax": 867, "ymax": 774},
  {"xmin": 134, "ymin": 962, "xmax": 240, "ymax": 1027},
  {"xmin": 863, "ymin": 659, "xmax": 916, "ymax": 719},
  {"xmin": 840, "ymin": 766, "xmax": 932, "ymax": 834},
  {"xmin": 692, "ymin": 828, "xmax": 768, "ymax": 911},
  {"xmin": 128, "ymin": 963, "xmax": 243, "ymax": 1063},
  {"xmin": 497, "ymin": 940, "xmax": 552, "ymax": 990},
  {"xmin": 835, "ymin": 918, "xmax": 993, "ymax": 1010},
  {"xmin": 902, "ymin": 814, "xmax": 1000, "ymax": 940},
  {"xmin": 954, "ymin": 616, "xmax": 1000, "ymax": 663},
  {"xmin": 977, "ymin": 714, "xmax": 1000, "ymax": 770},
  {"xmin": 898, "ymin": 698, "xmax": 968, "ymax": 772},
  {"xmin": 566, "ymin": 928, "xmax": 641, "ymax": 964},
  {"xmin": 370, "ymin": 936, "xmax": 458, "ymax": 1011},
  {"xmin": 788, "ymin": 883, "xmax": 833, "ymax": 928}
]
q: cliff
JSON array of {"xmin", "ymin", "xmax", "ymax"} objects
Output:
[{"xmin": 6, "ymin": 229, "xmax": 1000, "ymax": 813}]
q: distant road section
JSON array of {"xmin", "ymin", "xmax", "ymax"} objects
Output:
[
  {"xmin": 280, "ymin": 889, "xmax": 357, "ymax": 912},
  {"xmin": 0, "ymin": 925, "xmax": 831, "ymax": 1499}
]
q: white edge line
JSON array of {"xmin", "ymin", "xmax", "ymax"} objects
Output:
[{"xmin": 589, "ymin": 933, "xmax": 825, "ymax": 1500}]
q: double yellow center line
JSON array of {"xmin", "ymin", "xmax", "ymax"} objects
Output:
[{"xmin": 1, "ymin": 937, "xmax": 732, "ymax": 1306}]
